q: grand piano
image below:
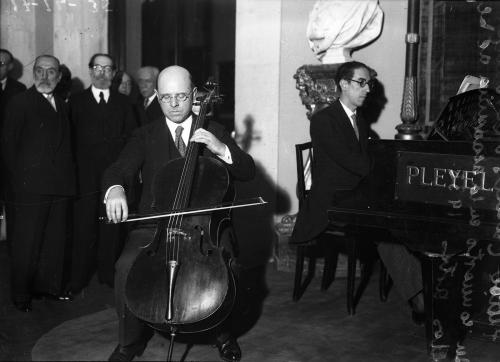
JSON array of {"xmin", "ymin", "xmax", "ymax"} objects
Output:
[{"xmin": 327, "ymin": 89, "xmax": 500, "ymax": 360}]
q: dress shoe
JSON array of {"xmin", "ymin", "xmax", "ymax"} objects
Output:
[
  {"xmin": 412, "ymin": 310, "xmax": 426, "ymax": 326},
  {"xmin": 33, "ymin": 292, "xmax": 74, "ymax": 301},
  {"xmin": 215, "ymin": 337, "xmax": 241, "ymax": 362},
  {"xmin": 108, "ymin": 340, "xmax": 148, "ymax": 362},
  {"xmin": 409, "ymin": 291, "xmax": 425, "ymax": 326},
  {"xmin": 13, "ymin": 300, "xmax": 32, "ymax": 312}
]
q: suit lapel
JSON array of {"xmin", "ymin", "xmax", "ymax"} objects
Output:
[
  {"xmin": 147, "ymin": 98, "xmax": 160, "ymax": 118},
  {"xmin": 32, "ymin": 87, "xmax": 56, "ymax": 118},
  {"xmin": 358, "ymin": 113, "xmax": 369, "ymax": 151},
  {"xmin": 333, "ymin": 101, "xmax": 359, "ymax": 144},
  {"xmin": 53, "ymin": 95, "xmax": 66, "ymax": 152},
  {"xmin": 158, "ymin": 119, "xmax": 182, "ymax": 160},
  {"xmin": 30, "ymin": 88, "xmax": 61, "ymax": 157}
]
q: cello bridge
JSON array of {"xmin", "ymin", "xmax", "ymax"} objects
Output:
[{"xmin": 166, "ymin": 228, "xmax": 188, "ymax": 239}]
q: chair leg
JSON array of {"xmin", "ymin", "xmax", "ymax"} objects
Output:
[
  {"xmin": 293, "ymin": 245, "xmax": 316, "ymax": 301},
  {"xmin": 353, "ymin": 258, "xmax": 375, "ymax": 307},
  {"xmin": 346, "ymin": 236, "xmax": 356, "ymax": 315},
  {"xmin": 321, "ymin": 245, "xmax": 338, "ymax": 291},
  {"xmin": 293, "ymin": 245, "xmax": 306, "ymax": 301}
]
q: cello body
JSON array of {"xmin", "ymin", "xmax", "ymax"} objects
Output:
[{"xmin": 124, "ymin": 155, "xmax": 237, "ymax": 333}]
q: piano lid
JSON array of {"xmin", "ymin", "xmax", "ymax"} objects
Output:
[{"xmin": 427, "ymin": 88, "xmax": 500, "ymax": 141}]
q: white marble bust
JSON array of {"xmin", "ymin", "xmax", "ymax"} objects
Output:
[{"xmin": 307, "ymin": 0, "xmax": 384, "ymax": 63}]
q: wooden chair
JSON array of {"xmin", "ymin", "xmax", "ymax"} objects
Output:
[{"xmin": 293, "ymin": 142, "xmax": 391, "ymax": 314}]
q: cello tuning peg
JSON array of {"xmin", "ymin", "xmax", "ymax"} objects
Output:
[{"xmin": 204, "ymin": 78, "xmax": 218, "ymax": 89}]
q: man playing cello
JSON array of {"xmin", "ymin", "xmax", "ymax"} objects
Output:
[{"xmin": 103, "ymin": 65, "xmax": 255, "ymax": 362}]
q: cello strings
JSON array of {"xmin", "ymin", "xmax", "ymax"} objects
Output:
[
  {"xmin": 169, "ymin": 90, "xmax": 212, "ymax": 262},
  {"xmin": 175, "ymin": 98, "xmax": 208, "ymax": 261}
]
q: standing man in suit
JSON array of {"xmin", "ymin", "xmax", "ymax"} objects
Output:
[
  {"xmin": 104, "ymin": 66, "xmax": 254, "ymax": 362},
  {"xmin": 69, "ymin": 53, "xmax": 137, "ymax": 294},
  {"xmin": 0, "ymin": 49, "xmax": 26, "ymax": 123},
  {"xmin": 292, "ymin": 61, "xmax": 424, "ymax": 323},
  {"xmin": 2, "ymin": 55, "xmax": 75, "ymax": 312},
  {"xmin": 0, "ymin": 49, "xmax": 27, "ymax": 241},
  {"xmin": 135, "ymin": 66, "xmax": 163, "ymax": 126}
]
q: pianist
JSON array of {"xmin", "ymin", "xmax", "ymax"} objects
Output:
[{"xmin": 292, "ymin": 60, "xmax": 424, "ymax": 324}]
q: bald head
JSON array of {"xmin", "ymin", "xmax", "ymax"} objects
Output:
[
  {"xmin": 157, "ymin": 66, "xmax": 192, "ymax": 93},
  {"xmin": 136, "ymin": 66, "xmax": 159, "ymax": 98},
  {"xmin": 157, "ymin": 66, "xmax": 196, "ymax": 123}
]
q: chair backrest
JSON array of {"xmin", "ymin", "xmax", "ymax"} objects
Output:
[{"xmin": 295, "ymin": 142, "xmax": 313, "ymax": 209}]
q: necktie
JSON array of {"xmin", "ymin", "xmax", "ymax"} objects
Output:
[
  {"xmin": 175, "ymin": 125, "xmax": 187, "ymax": 157},
  {"xmin": 99, "ymin": 91, "xmax": 105, "ymax": 105},
  {"xmin": 351, "ymin": 114, "xmax": 359, "ymax": 140},
  {"xmin": 46, "ymin": 94, "xmax": 57, "ymax": 111},
  {"xmin": 143, "ymin": 97, "xmax": 149, "ymax": 109}
]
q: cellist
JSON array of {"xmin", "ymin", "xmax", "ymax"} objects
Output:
[{"xmin": 103, "ymin": 66, "xmax": 255, "ymax": 362}]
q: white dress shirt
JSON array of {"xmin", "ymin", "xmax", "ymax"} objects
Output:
[
  {"xmin": 42, "ymin": 93, "xmax": 57, "ymax": 111},
  {"xmin": 144, "ymin": 93, "xmax": 157, "ymax": 108},
  {"xmin": 339, "ymin": 99, "xmax": 357, "ymax": 129},
  {"xmin": 91, "ymin": 86, "xmax": 110, "ymax": 103}
]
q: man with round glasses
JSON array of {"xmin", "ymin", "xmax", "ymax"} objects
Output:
[
  {"xmin": 2, "ymin": 55, "xmax": 75, "ymax": 312},
  {"xmin": 292, "ymin": 60, "xmax": 373, "ymax": 244},
  {"xmin": 292, "ymin": 61, "xmax": 424, "ymax": 325},
  {"xmin": 68, "ymin": 53, "xmax": 137, "ymax": 296},
  {"xmin": 103, "ymin": 65, "xmax": 254, "ymax": 362}
]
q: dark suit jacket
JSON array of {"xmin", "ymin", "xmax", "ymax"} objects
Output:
[
  {"xmin": 0, "ymin": 77, "xmax": 27, "ymax": 193},
  {"xmin": 134, "ymin": 96, "xmax": 163, "ymax": 126},
  {"xmin": 0, "ymin": 77, "xmax": 27, "ymax": 131},
  {"xmin": 1, "ymin": 86, "xmax": 75, "ymax": 196},
  {"xmin": 292, "ymin": 100, "xmax": 371, "ymax": 243},
  {"xmin": 70, "ymin": 88, "xmax": 137, "ymax": 193},
  {"xmin": 102, "ymin": 115, "xmax": 255, "ymax": 215}
]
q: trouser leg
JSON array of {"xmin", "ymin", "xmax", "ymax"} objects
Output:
[
  {"xmin": 115, "ymin": 227, "xmax": 155, "ymax": 346},
  {"xmin": 213, "ymin": 226, "xmax": 243, "ymax": 343},
  {"xmin": 98, "ymin": 204, "xmax": 123, "ymax": 287},
  {"xmin": 10, "ymin": 193, "xmax": 51, "ymax": 303},
  {"xmin": 4, "ymin": 190, "xmax": 16, "ymax": 253},
  {"xmin": 33, "ymin": 196, "xmax": 70, "ymax": 295},
  {"xmin": 377, "ymin": 242, "xmax": 423, "ymax": 301},
  {"xmin": 70, "ymin": 193, "xmax": 99, "ymax": 292}
]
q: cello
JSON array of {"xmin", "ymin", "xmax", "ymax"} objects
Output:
[{"xmin": 123, "ymin": 83, "xmax": 241, "ymax": 360}]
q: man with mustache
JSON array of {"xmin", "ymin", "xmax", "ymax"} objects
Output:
[
  {"xmin": 68, "ymin": 53, "xmax": 137, "ymax": 295},
  {"xmin": 1, "ymin": 55, "xmax": 75, "ymax": 312}
]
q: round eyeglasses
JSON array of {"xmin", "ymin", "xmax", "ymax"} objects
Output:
[
  {"xmin": 348, "ymin": 78, "xmax": 376, "ymax": 89},
  {"xmin": 156, "ymin": 89, "xmax": 195, "ymax": 103},
  {"xmin": 91, "ymin": 65, "xmax": 114, "ymax": 74}
]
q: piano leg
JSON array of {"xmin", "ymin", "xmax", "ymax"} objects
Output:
[
  {"xmin": 421, "ymin": 253, "xmax": 470, "ymax": 361},
  {"xmin": 421, "ymin": 255, "xmax": 436, "ymax": 357}
]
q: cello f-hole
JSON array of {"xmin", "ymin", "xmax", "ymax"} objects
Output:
[{"xmin": 195, "ymin": 225, "xmax": 213, "ymax": 256}]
